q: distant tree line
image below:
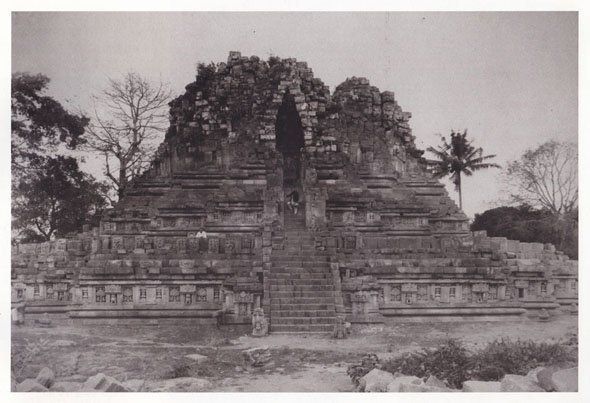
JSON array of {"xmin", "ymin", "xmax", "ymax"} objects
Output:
[{"xmin": 471, "ymin": 204, "xmax": 577, "ymax": 259}]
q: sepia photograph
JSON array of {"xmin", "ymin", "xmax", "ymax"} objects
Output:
[{"xmin": 5, "ymin": 3, "xmax": 584, "ymax": 398}]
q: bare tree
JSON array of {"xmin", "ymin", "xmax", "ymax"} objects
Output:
[
  {"xmin": 85, "ymin": 73, "xmax": 172, "ymax": 201},
  {"xmin": 503, "ymin": 140, "xmax": 577, "ymax": 216}
]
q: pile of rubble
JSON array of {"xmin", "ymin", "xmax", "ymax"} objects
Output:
[
  {"xmin": 12, "ymin": 367, "xmax": 213, "ymax": 393},
  {"xmin": 357, "ymin": 366, "xmax": 578, "ymax": 393}
]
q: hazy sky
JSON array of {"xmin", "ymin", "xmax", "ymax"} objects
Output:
[{"xmin": 11, "ymin": 12, "xmax": 578, "ymax": 218}]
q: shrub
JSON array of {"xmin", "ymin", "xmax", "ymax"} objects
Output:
[
  {"xmin": 471, "ymin": 338, "xmax": 573, "ymax": 380},
  {"xmin": 381, "ymin": 339, "xmax": 472, "ymax": 389}
]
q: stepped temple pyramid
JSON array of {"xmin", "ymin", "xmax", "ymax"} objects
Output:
[{"xmin": 12, "ymin": 52, "xmax": 578, "ymax": 332}]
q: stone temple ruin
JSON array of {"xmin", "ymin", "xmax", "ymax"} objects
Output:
[{"xmin": 11, "ymin": 52, "xmax": 578, "ymax": 332}]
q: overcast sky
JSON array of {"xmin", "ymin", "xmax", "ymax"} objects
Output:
[{"xmin": 11, "ymin": 12, "xmax": 578, "ymax": 218}]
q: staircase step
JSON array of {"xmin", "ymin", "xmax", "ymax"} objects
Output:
[
  {"xmin": 271, "ymin": 324, "xmax": 334, "ymax": 333},
  {"xmin": 271, "ymin": 269, "xmax": 331, "ymax": 274},
  {"xmin": 270, "ymin": 303, "xmax": 334, "ymax": 310},
  {"xmin": 269, "ymin": 273, "xmax": 333, "ymax": 285},
  {"xmin": 269, "ymin": 271, "xmax": 332, "ymax": 285},
  {"xmin": 272, "ymin": 253, "xmax": 328, "ymax": 259},
  {"xmin": 270, "ymin": 284, "xmax": 334, "ymax": 291},
  {"xmin": 270, "ymin": 281, "xmax": 334, "ymax": 286},
  {"xmin": 270, "ymin": 309, "xmax": 336, "ymax": 317},
  {"xmin": 271, "ymin": 317, "xmax": 335, "ymax": 325},
  {"xmin": 272, "ymin": 259, "xmax": 330, "ymax": 265},
  {"xmin": 269, "ymin": 215, "xmax": 340, "ymax": 334}
]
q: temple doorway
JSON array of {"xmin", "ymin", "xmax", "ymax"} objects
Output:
[{"xmin": 275, "ymin": 90, "xmax": 305, "ymax": 187}]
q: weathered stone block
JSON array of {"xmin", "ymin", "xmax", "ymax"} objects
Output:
[
  {"xmin": 500, "ymin": 374, "xmax": 544, "ymax": 392},
  {"xmin": 82, "ymin": 373, "xmax": 130, "ymax": 392},
  {"xmin": 462, "ymin": 380, "xmax": 501, "ymax": 392},
  {"xmin": 16, "ymin": 379, "xmax": 48, "ymax": 392},
  {"xmin": 359, "ymin": 369, "xmax": 396, "ymax": 392}
]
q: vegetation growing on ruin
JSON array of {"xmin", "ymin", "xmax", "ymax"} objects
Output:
[{"xmin": 348, "ymin": 337, "xmax": 576, "ymax": 389}]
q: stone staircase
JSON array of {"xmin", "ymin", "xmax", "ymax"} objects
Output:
[{"xmin": 269, "ymin": 207, "xmax": 337, "ymax": 333}]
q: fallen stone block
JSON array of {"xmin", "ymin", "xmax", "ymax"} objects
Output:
[
  {"xmin": 424, "ymin": 375, "xmax": 447, "ymax": 388},
  {"xmin": 462, "ymin": 380, "xmax": 501, "ymax": 392},
  {"xmin": 536, "ymin": 367, "xmax": 559, "ymax": 391},
  {"xmin": 122, "ymin": 379, "xmax": 145, "ymax": 392},
  {"xmin": 500, "ymin": 374, "xmax": 544, "ymax": 392},
  {"xmin": 399, "ymin": 383, "xmax": 452, "ymax": 392},
  {"xmin": 81, "ymin": 373, "xmax": 130, "ymax": 392},
  {"xmin": 386, "ymin": 375, "xmax": 423, "ymax": 392},
  {"xmin": 16, "ymin": 379, "xmax": 48, "ymax": 392},
  {"xmin": 49, "ymin": 381, "xmax": 82, "ymax": 392},
  {"xmin": 35, "ymin": 367, "xmax": 55, "ymax": 388},
  {"xmin": 526, "ymin": 366, "xmax": 547, "ymax": 384},
  {"xmin": 359, "ymin": 369, "xmax": 396, "ymax": 392},
  {"xmin": 552, "ymin": 367, "xmax": 577, "ymax": 392}
]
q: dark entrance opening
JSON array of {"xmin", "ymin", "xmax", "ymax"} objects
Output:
[{"xmin": 275, "ymin": 90, "xmax": 305, "ymax": 187}]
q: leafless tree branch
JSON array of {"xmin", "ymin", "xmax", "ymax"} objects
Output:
[{"xmin": 83, "ymin": 73, "xmax": 172, "ymax": 200}]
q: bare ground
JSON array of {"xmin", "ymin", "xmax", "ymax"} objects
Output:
[{"xmin": 11, "ymin": 315, "xmax": 577, "ymax": 392}]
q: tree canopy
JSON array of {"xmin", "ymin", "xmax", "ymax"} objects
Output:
[
  {"xmin": 11, "ymin": 73, "xmax": 89, "ymax": 174},
  {"xmin": 503, "ymin": 140, "xmax": 577, "ymax": 216},
  {"xmin": 11, "ymin": 72, "xmax": 106, "ymax": 243},
  {"xmin": 12, "ymin": 156, "xmax": 108, "ymax": 242},
  {"xmin": 426, "ymin": 130, "xmax": 500, "ymax": 210}
]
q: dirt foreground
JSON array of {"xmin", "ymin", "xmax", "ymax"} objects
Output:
[{"xmin": 11, "ymin": 315, "xmax": 577, "ymax": 392}]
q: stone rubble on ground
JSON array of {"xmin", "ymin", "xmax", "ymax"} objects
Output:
[
  {"xmin": 49, "ymin": 381, "xmax": 82, "ymax": 392},
  {"xmin": 357, "ymin": 365, "xmax": 577, "ymax": 393},
  {"xmin": 398, "ymin": 383, "xmax": 453, "ymax": 392},
  {"xmin": 16, "ymin": 378, "xmax": 48, "ymax": 392},
  {"xmin": 462, "ymin": 380, "xmax": 501, "ymax": 392},
  {"xmin": 81, "ymin": 373, "xmax": 131, "ymax": 392},
  {"xmin": 424, "ymin": 375, "xmax": 447, "ymax": 389},
  {"xmin": 359, "ymin": 368, "xmax": 396, "ymax": 392},
  {"xmin": 548, "ymin": 367, "xmax": 577, "ymax": 392},
  {"xmin": 35, "ymin": 367, "xmax": 55, "ymax": 388},
  {"xmin": 386, "ymin": 375, "xmax": 424, "ymax": 392},
  {"xmin": 122, "ymin": 379, "xmax": 145, "ymax": 392},
  {"xmin": 526, "ymin": 366, "xmax": 546, "ymax": 384},
  {"xmin": 500, "ymin": 374, "xmax": 545, "ymax": 392}
]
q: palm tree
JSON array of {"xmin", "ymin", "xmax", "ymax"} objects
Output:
[{"xmin": 427, "ymin": 130, "xmax": 500, "ymax": 210}]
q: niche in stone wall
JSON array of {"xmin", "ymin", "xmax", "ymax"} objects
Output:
[
  {"xmin": 276, "ymin": 90, "xmax": 305, "ymax": 187},
  {"xmin": 275, "ymin": 90, "xmax": 305, "ymax": 155}
]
